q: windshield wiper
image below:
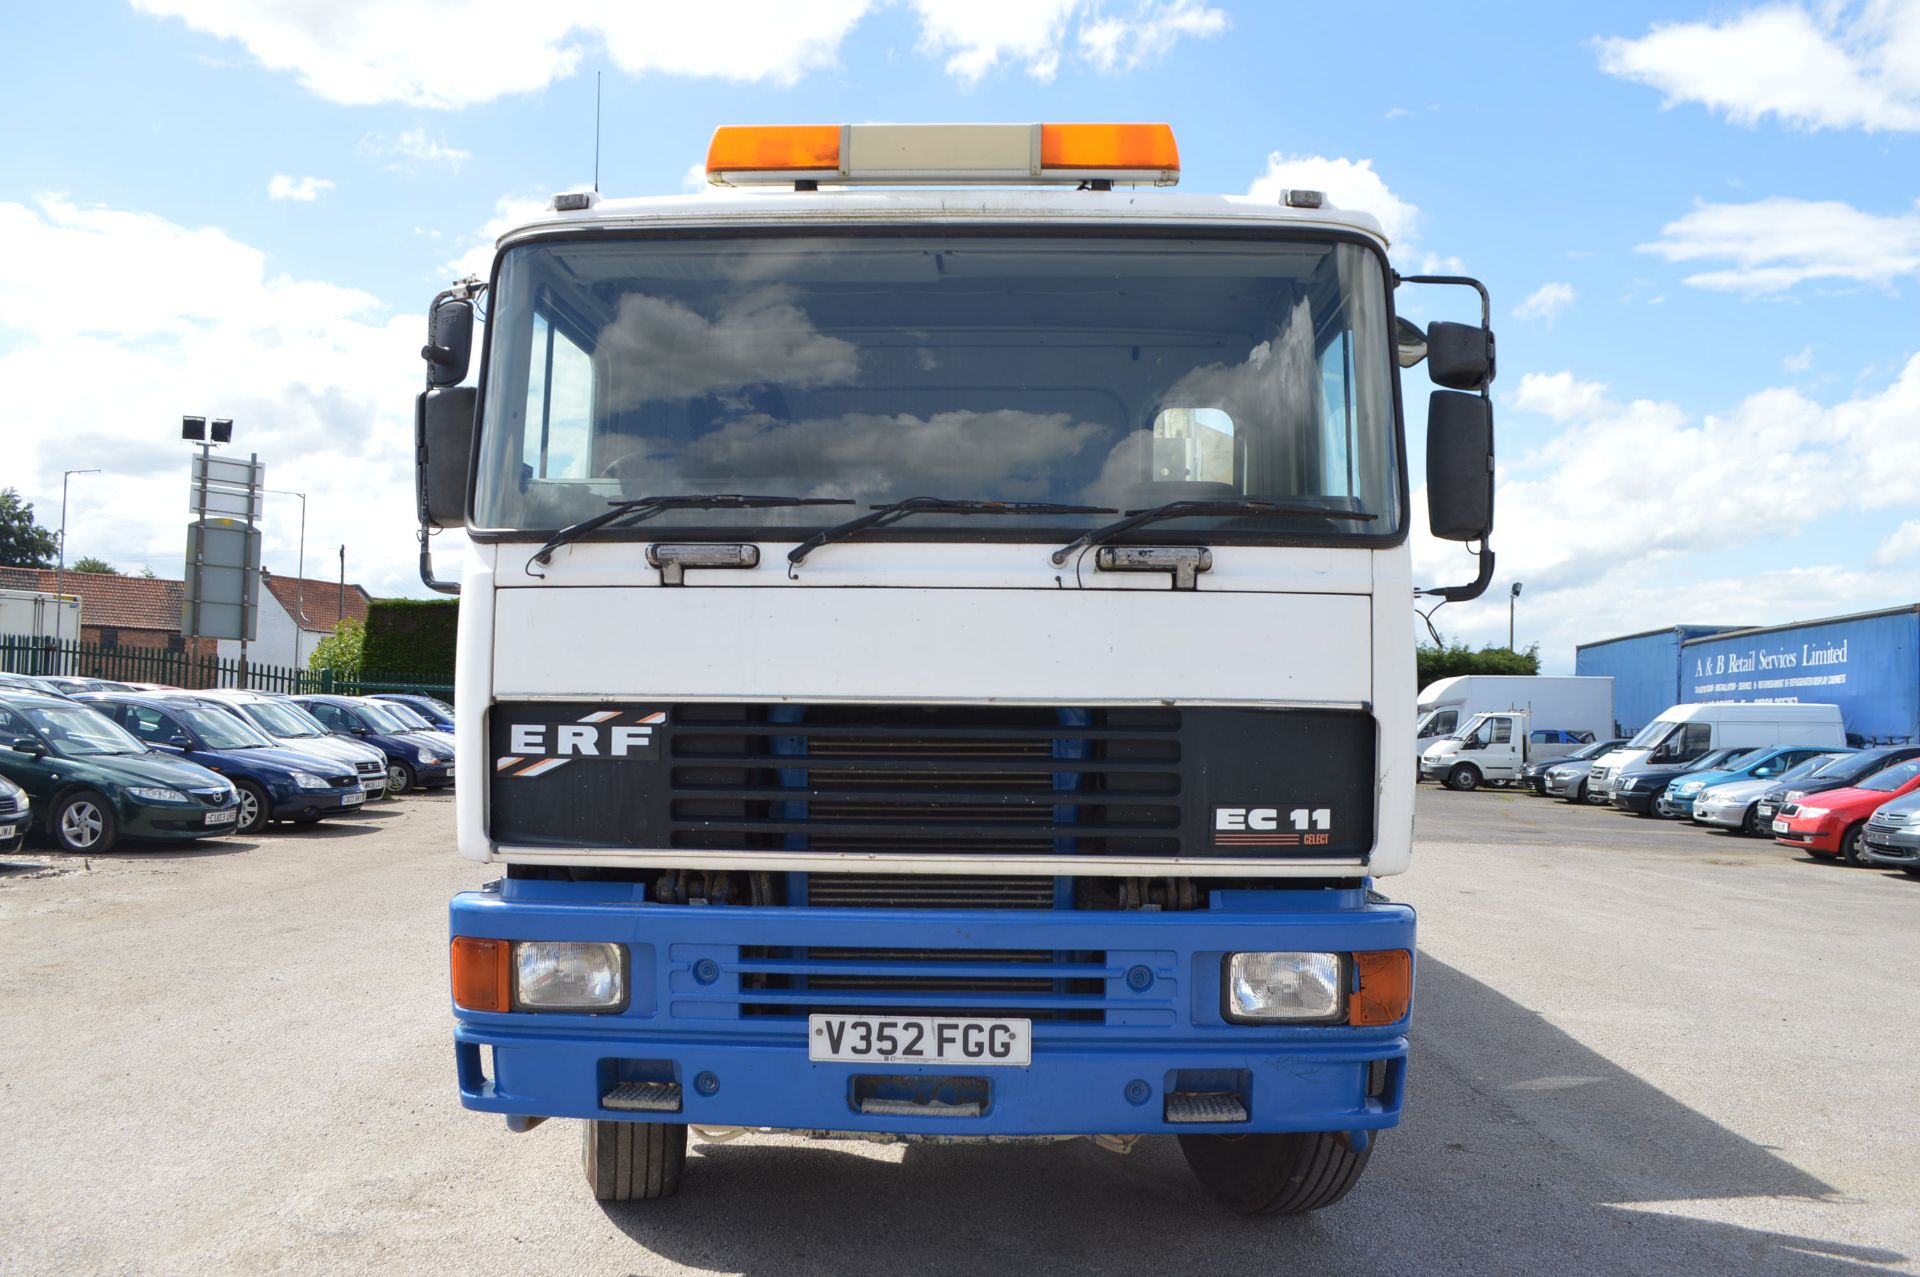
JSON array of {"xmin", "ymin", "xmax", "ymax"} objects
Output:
[
  {"xmin": 1050, "ymin": 500, "xmax": 1377, "ymax": 566},
  {"xmin": 529, "ymin": 494, "xmax": 856, "ymax": 570},
  {"xmin": 787, "ymin": 497, "xmax": 1117, "ymax": 567}
]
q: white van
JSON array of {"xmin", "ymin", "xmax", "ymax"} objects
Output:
[
  {"xmin": 1414, "ymin": 675, "xmax": 1613, "ymax": 766},
  {"xmin": 1586, "ymin": 702, "xmax": 1846, "ymax": 801}
]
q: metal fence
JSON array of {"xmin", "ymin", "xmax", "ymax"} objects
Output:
[{"xmin": 0, "ymin": 633, "xmax": 452, "ymax": 700}]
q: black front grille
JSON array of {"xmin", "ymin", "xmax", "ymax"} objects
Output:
[
  {"xmin": 806, "ymin": 874, "xmax": 1057, "ymax": 909},
  {"xmin": 189, "ymin": 787, "xmax": 230, "ymax": 806},
  {"xmin": 0, "ymin": 794, "xmax": 22, "ymax": 818},
  {"xmin": 670, "ymin": 704, "xmax": 1181, "ymax": 857}
]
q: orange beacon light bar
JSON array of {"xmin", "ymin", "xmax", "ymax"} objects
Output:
[{"xmin": 706, "ymin": 123, "xmax": 1180, "ymax": 188}]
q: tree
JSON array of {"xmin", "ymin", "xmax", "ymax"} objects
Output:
[
  {"xmin": 309, "ymin": 617, "xmax": 366, "ymax": 676},
  {"xmin": 1417, "ymin": 640, "xmax": 1541, "ymax": 687},
  {"xmin": 71, "ymin": 556, "xmax": 120, "ymax": 574},
  {"xmin": 139, "ymin": 567, "xmax": 157, "ymax": 579},
  {"xmin": 0, "ymin": 488, "xmax": 58, "ymax": 568}
]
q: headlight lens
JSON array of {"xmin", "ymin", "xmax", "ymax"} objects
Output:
[
  {"xmin": 514, "ymin": 941, "xmax": 626, "ymax": 1011},
  {"xmin": 128, "ymin": 786, "xmax": 186, "ymax": 803},
  {"xmin": 1619, "ymin": 778, "xmax": 1640, "ymax": 791},
  {"xmin": 1678, "ymin": 781, "xmax": 1704, "ymax": 795},
  {"xmin": 291, "ymin": 771, "xmax": 328, "ymax": 789},
  {"xmin": 1795, "ymin": 806, "xmax": 1830, "ymax": 820},
  {"xmin": 1225, "ymin": 952, "xmax": 1343, "ymax": 1022}
]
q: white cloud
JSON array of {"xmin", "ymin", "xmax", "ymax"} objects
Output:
[
  {"xmin": 0, "ymin": 195, "xmax": 445, "ymax": 600},
  {"xmin": 1245, "ymin": 154, "xmax": 1419, "ymax": 245},
  {"xmin": 266, "ymin": 174, "xmax": 333, "ymax": 202},
  {"xmin": 1784, "ymin": 344, "xmax": 1816, "ymax": 371},
  {"xmin": 1509, "ymin": 371, "xmax": 1609, "ymax": 422},
  {"xmin": 132, "ymin": 0, "xmax": 1217, "ymax": 105},
  {"xmin": 1638, "ymin": 196, "xmax": 1920, "ymax": 293},
  {"xmin": 360, "ymin": 127, "xmax": 472, "ymax": 173},
  {"xmin": 1597, "ymin": 3, "xmax": 1920, "ymax": 133},
  {"xmin": 1513, "ymin": 281, "xmax": 1575, "ymax": 323},
  {"xmin": 1877, "ymin": 519, "xmax": 1920, "ymax": 564}
]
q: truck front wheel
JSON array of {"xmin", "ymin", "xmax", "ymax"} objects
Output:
[
  {"xmin": 583, "ymin": 1119, "xmax": 686, "ymax": 1201},
  {"xmin": 1178, "ymin": 1131, "xmax": 1373, "ymax": 1215},
  {"xmin": 1445, "ymin": 764, "xmax": 1480, "ymax": 792}
]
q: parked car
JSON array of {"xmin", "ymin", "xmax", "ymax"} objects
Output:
[
  {"xmin": 0, "ymin": 691, "xmax": 240, "ymax": 852},
  {"xmin": 1692, "ymin": 752, "xmax": 1856, "ymax": 835},
  {"xmin": 0, "ymin": 672, "xmax": 72, "ymax": 698},
  {"xmin": 0, "ymin": 773, "xmax": 27, "ymax": 853},
  {"xmin": 1523, "ymin": 738, "xmax": 1626, "ymax": 795},
  {"xmin": 1859, "ymin": 789, "xmax": 1920, "ymax": 877},
  {"xmin": 80, "ymin": 693, "xmax": 367, "ymax": 835},
  {"xmin": 1751, "ymin": 745, "xmax": 1920, "ymax": 830},
  {"xmin": 1654, "ymin": 745, "xmax": 1841, "ymax": 819},
  {"xmin": 373, "ymin": 693, "xmax": 455, "ymax": 731},
  {"xmin": 372, "ymin": 698, "xmax": 457, "ymax": 753},
  {"xmin": 43, "ymin": 676, "xmax": 128, "ymax": 696},
  {"xmin": 1610, "ymin": 747, "xmax": 1757, "ymax": 816},
  {"xmin": 193, "ymin": 689, "xmax": 390, "ymax": 801},
  {"xmin": 1773, "ymin": 757, "xmax": 1920, "ymax": 865},
  {"xmin": 291, "ymin": 694, "xmax": 454, "ymax": 795}
]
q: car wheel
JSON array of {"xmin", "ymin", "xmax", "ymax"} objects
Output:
[
  {"xmin": 234, "ymin": 781, "xmax": 271, "ymax": 836},
  {"xmin": 387, "ymin": 761, "xmax": 416, "ymax": 795},
  {"xmin": 1446, "ymin": 764, "xmax": 1480, "ymax": 792},
  {"xmin": 1841, "ymin": 823, "xmax": 1872, "ymax": 867},
  {"xmin": 1566, "ymin": 780, "xmax": 1587, "ymax": 804},
  {"xmin": 53, "ymin": 791, "xmax": 117, "ymax": 854},
  {"xmin": 1178, "ymin": 1131, "xmax": 1374, "ymax": 1215}
]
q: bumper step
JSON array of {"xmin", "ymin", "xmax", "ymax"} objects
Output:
[
  {"xmin": 1165, "ymin": 1091, "xmax": 1248, "ymax": 1124},
  {"xmin": 603, "ymin": 1081, "xmax": 683, "ymax": 1113}
]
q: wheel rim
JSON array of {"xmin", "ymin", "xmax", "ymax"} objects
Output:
[
  {"xmin": 239, "ymin": 788, "xmax": 260, "ymax": 829},
  {"xmin": 388, "ymin": 763, "xmax": 407, "ymax": 791},
  {"xmin": 61, "ymin": 801, "xmax": 104, "ymax": 848}
]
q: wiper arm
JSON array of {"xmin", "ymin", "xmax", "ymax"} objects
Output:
[
  {"xmin": 1050, "ymin": 500, "xmax": 1376, "ymax": 565},
  {"xmin": 529, "ymin": 494, "xmax": 855, "ymax": 570},
  {"xmin": 787, "ymin": 497, "xmax": 1117, "ymax": 567}
]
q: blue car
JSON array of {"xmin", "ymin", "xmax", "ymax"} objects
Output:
[
  {"xmin": 1655, "ymin": 744, "xmax": 1847, "ymax": 819},
  {"xmin": 292, "ymin": 694, "xmax": 455, "ymax": 795},
  {"xmin": 373, "ymin": 693, "xmax": 455, "ymax": 731},
  {"xmin": 81, "ymin": 693, "xmax": 367, "ymax": 835}
]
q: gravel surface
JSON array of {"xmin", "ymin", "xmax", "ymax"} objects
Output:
[{"xmin": 2, "ymin": 786, "xmax": 1915, "ymax": 1275}]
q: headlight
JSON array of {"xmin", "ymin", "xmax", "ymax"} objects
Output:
[
  {"xmin": 1795, "ymin": 806, "xmax": 1830, "ymax": 820},
  {"xmin": 1618, "ymin": 778, "xmax": 1640, "ymax": 791},
  {"xmin": 1224, "ymin": 952, "xmax": 1343, "ymax": 1022},
  {"xmin": 1678, "ymin": 781, "xmax": 1704, "ymax": 795},
  {"xmin": 128, "ymin": 786, "xmax": 186, "ymax": 803},
  {"xmin": 1785, "ymin": 790, "xmax": 1806, "ymax": 800},
  {"xmin": 421, "ymin": 753, "xmax": 449, "ymax": 765},
  {"xmin": 514, "ymin": 941, "xmax": 626, "ymax": 1011},
  {"xmin": 291, "ymin": 771, "xmax": 328, "ymax": 789}
]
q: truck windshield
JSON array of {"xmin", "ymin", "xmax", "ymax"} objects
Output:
[
  {"xmin": 474, "ymin": 233, "xmax": 1400, "ymax": 541},
  {"xmin": 1627, "ymin": 720, "xmax": 1676, "ymax": 750}
]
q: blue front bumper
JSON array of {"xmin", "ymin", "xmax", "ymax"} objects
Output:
[{"xmin": 451, "ymin": 880, "xmax": 1413, "ymax": 1137}]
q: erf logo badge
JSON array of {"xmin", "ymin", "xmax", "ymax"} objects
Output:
[
  {"xmin": 1213, "ymin": 807, "xmax": 1333, "ymax": 848},
  {"xmin": 496, "ymin": 710, "xmax": 665, "ymax": 778}
]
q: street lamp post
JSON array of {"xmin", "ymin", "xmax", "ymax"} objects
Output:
[
  {"xmin": 1509, "ymin": 581, "xmax": 1524, "ymax": 652},
  {"xmin": 55, "ymin": 468, "xmax": 101, "ymax": 672}
]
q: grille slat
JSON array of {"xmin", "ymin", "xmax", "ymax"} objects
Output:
[{"xmin": 733, "ymin": 943, "xmax": 1110, "ymax": 1022}]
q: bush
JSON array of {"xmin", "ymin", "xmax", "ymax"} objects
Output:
[
  {"xmin": 362, "ymin": 599, "xmax": 458, "ymax": 676},
  {"xmin": 1417, "ymin": 641, "xmax": 1540, "ymax": 686},
  {"xmin": 309, "ymin": 617, "xmax": 365, "ymax": 676}
]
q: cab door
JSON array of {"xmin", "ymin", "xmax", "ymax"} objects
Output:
[{"xmin": 1478, "ymin": 714, "xmax": 1521, "ymax": 778}]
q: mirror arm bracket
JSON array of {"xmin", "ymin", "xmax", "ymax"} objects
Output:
[
  {"xmin": 1417, "ymin": 542, "xmax": 1495, "ymax": 603},
  {"xmin": 418, "ymin": 526, "xmax": 460, "ymax": 596}
]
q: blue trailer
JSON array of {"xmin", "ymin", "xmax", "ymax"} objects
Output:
[
  {"xmin": 1680, "ymin": 606, "xmax": 1920, "ymax": 746},
  {"xmin": 1575, "ymin": 625, "xmax": 1745, "ymax": 737}
]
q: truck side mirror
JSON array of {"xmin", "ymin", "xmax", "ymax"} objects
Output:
[
  {"xmin": 416, "ymin": 387, "xmax": 477, "ymax": 530},
  {"xmin": 1426, "ymin": 391, "xmax": 1493, "ymax": 542},
  {"xmin": 1426, "ymin": 321, "xmax": 1495, "ymax": 391},
  {"xmin": 422, "ymin": 298, "xmax": 474, "ymax": 388}
]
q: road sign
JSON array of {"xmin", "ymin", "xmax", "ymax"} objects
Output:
[
  {"xmin": 192, "ymin": 455, "xmax": 264, "ymax": 488},
  {"xmin": 182, "ymin": 518, "xmax": 261, "ymax": 641}
]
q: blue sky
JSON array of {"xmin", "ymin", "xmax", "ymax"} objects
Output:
[{"xmin": 3, "ymin": 1, "xmax": 1917, "ymax": 668}]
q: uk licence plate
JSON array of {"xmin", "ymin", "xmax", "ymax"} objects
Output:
[
  {"xmin": 0, "ymin": 823, "xmax": 16, "ymax": 839},
  {"xmin": 341, "ymin": 791, "xmax": 364, "ymax": 807},
  {"xmin": 1772, "ymin": 819, "xmax": 1789, "ymax": 833},
  {"xmin": 807, "ymin": 1014, "xmax": 1031, "ymax": 1066},
  {"xmin": 205, "ymin": 809, "xmax": 238, "ymax": 825}
]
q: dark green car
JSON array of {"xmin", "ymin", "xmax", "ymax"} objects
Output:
[{"xmin": 0, "ymin": 692, "xmax": 242, "ymax": 853}]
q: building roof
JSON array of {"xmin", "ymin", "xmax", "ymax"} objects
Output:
[
  {"xmin": 260, "ymin": 570, "xmax": 371, "ymax": 633},
  {"xmin": 0, "ymin": 566, "xmax": 184, "ymax": 631}
]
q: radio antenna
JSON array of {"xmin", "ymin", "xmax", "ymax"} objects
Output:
[{"xmin": 593, "ymin": 71, "xmax": 602, "ymax": 193}]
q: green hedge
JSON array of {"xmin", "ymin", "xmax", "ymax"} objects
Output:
[
  {"xmin": 1416, "ymin": 641, "xmax": 1540, "ymax": 685},
  {"xmin": 363, "ymin": 599, "xmax": 459, "ymax": 680}
]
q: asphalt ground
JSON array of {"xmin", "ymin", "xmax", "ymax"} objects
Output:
[{"xmin": 2, "ymin": 786, "xmax": 1916, "ymax": 1276}]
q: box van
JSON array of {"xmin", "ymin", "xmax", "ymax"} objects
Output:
[
  {"xmin": 1586, "ymin": 702, "xmax": 1845, "ymax": 801},
  {"xmin": 1414, "ymin": 675, "xmax": 1613, "ymax": 766}
]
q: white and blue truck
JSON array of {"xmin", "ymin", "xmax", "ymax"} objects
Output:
[{"xmin": 413, "ymin": 123, "xmax": 1498, "ymax": 1212}]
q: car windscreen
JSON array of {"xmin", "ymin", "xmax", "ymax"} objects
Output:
[
  {"xmin": 381, "ymin": 703, "xmax": 433, "ymax": 730},
  {"xmin": 356, "ymin": 703, "xmax": 409, "ymax": 733},
  {"xmin": 1857, "ymin": 759, "xmax": 1920, "ymax": 792},
  {"xmin": 1783, "ymin": 754, "xmax": 1847, "ymax": 781},
  {"xmin": 474, "ymin": 233, "xmax": 1401, "ymax": 543},
  {"xmin": 18, "ymin": 703, "xmax": 146, "ymax": 756},
  {"xmin": 241, "ymin": 701, "xmax": 327, "ymax": 738},
  {"xmin": 175, "ymin": 705, "xmax": 272, "ymax": 749}
]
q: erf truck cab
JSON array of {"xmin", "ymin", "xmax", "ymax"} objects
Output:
[
  {"xmin": 1417, "ymin": 710, "xmax": 1594, "ymax": 791},
  {"xmin": 413, "ymin": 123, "xmax": 1498, "ymax": 1213}
]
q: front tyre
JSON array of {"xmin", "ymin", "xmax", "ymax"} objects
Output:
[
  {"xmin": 1179, "ymin": 1131, "xmax": 1374, "ymax": 1215},
  {"xmin": 52, "ymin": 791, "xmax": 117, "ymax": 854},
  {"xmin": 386, "ymin": 761, "xmax": 415, "ymax": 796},
  {"xmin": 234, "ymin": 780, "xmax": 271, "ymax": 836},
  {"xmin": 1841, "ymin": 823, "xmax": 1873, "ymax": 867},
  {"xmin": 583, "ymin": 1119, "xmax": 686, "ymax": 1201},
  {"xmin": 1446, "ymin": 764, "xmax": 1480, "ymax": 792}
]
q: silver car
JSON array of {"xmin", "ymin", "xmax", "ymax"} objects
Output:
[{"xmin": 1861, "ymin": 790, "xmax": 1920, "ymax": 875}]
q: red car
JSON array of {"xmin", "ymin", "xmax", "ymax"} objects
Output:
[{"xmin": 1773, "ymin": 757, "xmax": 1920, "ymax": 864}]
